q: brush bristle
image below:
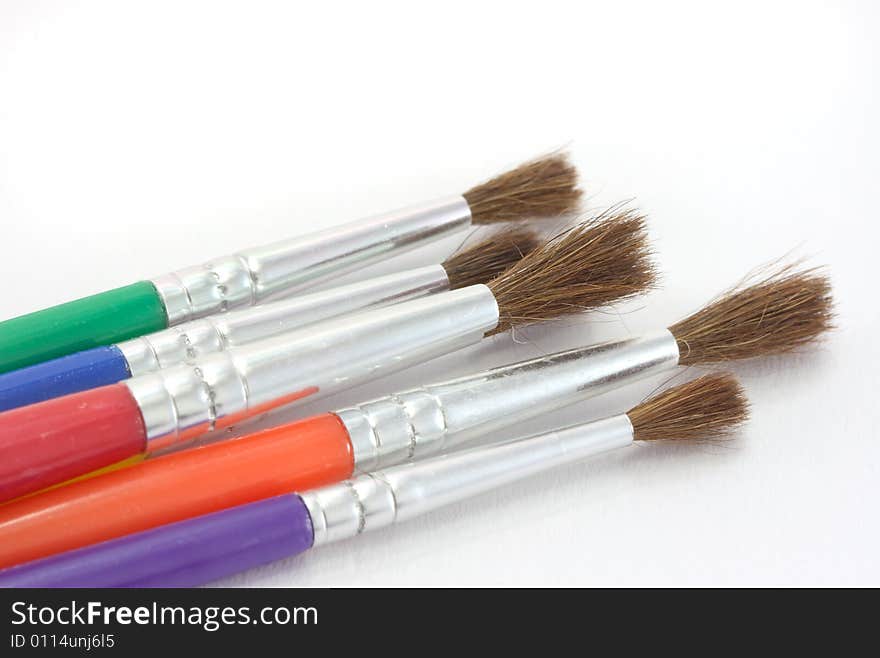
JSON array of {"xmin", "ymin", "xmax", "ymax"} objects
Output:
[
  {"xmin": 443, "ymin": 227, "xmax": 541, "ymax": 290},
  {"xmin": 669, "ymin": 264, "xmax": 834, "ymax": 366},
  {"xmin": 463, "ymin": 152, "xmax": 582, "ymax": 223},
  {"xmin": 486, "ymin": 207, "xmax": 657, "ymax": 334},
  {"xmin": 628, "ymin": 373, "xmax": 749, "ymax": 442}
]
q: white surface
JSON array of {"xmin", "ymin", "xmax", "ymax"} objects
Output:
[{"xmin": 0, "ymin": 1, "xmax": 877, "ymax": 587}]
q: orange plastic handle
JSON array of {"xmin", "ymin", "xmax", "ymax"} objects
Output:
[{"xmin": 0, "ymin": 412, "xmax": 353, "ymax": 569}]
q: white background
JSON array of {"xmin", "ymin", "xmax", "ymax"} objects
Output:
[{"xmin": 1, "ymin": 1, "xmax": 877, "ymax": 587}]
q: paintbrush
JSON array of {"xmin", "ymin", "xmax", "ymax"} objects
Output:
[
  {"xmin": 0, "ymin": 228, "xmax": 540, "ymax": 412},
  {"xmin": 0, "ymin": 373, "xmax": 748, "ymax": 587},
  {"xmin": 0, "ymin": 210, "xmax": 654, "ymax": 503},
  {"xmin": 0, "ymin": 152, "xmax": 581, "ymax": 374},
  {"xmin": 0, "ymin": 260, "xmax": 831, "ymax": 568}
]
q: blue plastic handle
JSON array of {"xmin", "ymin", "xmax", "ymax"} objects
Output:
[{"xmin": 0, "ymin": 345, "xmax": 132, "ymax": 413}]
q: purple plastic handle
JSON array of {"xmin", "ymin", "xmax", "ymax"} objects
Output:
[{"xmin": 0, "ymin": 494, "xmax": 314, "ymax": 588}]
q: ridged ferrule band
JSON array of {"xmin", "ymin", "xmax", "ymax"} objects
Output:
[
  {"xmin": 150, "ymin": 196, "xmax": 471, "ymax": 325},
  {"xmin": 340, "ymin": 330, "xmax": 680, "ymax": 473},
  {"xmin": 125, "ymin": 285, "xmax": 499, "ymax": 451},
  {"xmin": 302, "ymin": 414, "xmax": 635, "ymax": 547},
  {"xmin": 118, "ymin": 265, "xmax": 451, "ymax": 377}
]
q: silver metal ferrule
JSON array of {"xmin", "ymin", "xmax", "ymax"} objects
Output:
[
  {"xmin": 150, "ymin": 196, "xmax": 472, "ymax": 325},
  {"xmin": 301, "ymin": 414, "xmax": 634, "ymax": 547},
  {"xmin": 339, "ymin": 330, "xmax": 680, "ymax": 472},
  {"xmin": 124, "ymin": 284, "xmax": 499, "ymax": 451},
  {"xmin": 118, "ymin": 264, "xmax": 450, "ymax": 377}
]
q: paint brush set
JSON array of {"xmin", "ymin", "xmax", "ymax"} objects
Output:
[{"xmin": 0, "ymin": 152, "xmax": 833, "ymax": 587}]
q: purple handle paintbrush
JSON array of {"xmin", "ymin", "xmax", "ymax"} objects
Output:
[
  {"xmin": 0, "ymin": 494, "xmax": 314, "ymax": 588},
  {"xmin": 0, "ymin": 372, "xmax": 748, "ymax": 588}
]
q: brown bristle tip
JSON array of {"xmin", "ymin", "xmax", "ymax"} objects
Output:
[
  {"xmin": 486, "ymin": 207, "xmax": 657, "ymax": 334},
  {"xmin": 443, "ymin": 227, "xmax": 541, "ymax": 290},
  {"xmin": 669, "ymin": 263, "xmax": 835, "ymax": 366},
  {"xmin": 628, "ymin": 372, "xmax": 749, "ymax": 442},
  {"xmin": 463, "ymin": 152, "xmax": 582, "ymax": 224}
]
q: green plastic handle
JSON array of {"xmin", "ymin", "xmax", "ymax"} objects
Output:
[{"xmin": 0, "ymin": 281, "xmax": 168, "ymax": 374}]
